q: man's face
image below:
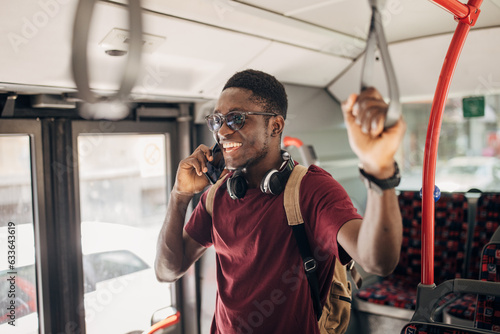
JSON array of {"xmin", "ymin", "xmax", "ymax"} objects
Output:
[{"xmin": 214, "ymin": 87, "xmax": 273, "ymax": 170}]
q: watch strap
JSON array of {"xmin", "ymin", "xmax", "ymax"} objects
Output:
[{"xmin": 359, "ymin": 162, "xmax": 401, "ymax": 194}]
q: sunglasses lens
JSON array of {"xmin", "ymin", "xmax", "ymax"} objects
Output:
[
  {"xmin": 206, "ymin": 115, "xmax": 222, "ymax": 132},
  {"xmin": 226, "ymin": 112, "xmax": 245, "ymax": 131}
]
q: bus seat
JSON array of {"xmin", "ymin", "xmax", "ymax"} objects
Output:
[
  {"xmin": 443, "ymin": 294, "xmax": 477, "ymax": 326},
  {"xmin": 467, "ymin": 194, "xmax": 500, "ymax": 280},
  {"xmin": 401, "ymin": 321, "xmax": 493, "ymax": 334},
  {"xmin": 444, "ymin": 194, "xmax": 500, "ymax": 327},
  {"xmin": 474, "ymin": 240, "xmax": 500, "ymax": 331},
  {"xmin": 354, "ymin": 191, "xmax": 469, "ymax": 319},
  {"xmin": 404, "ymin": 241, "xmax": 500, "ymax": 334}
]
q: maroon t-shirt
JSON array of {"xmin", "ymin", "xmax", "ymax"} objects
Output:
[{"xmin": 185, "ymin": 165, "xmax": 362, "ymax": 334}]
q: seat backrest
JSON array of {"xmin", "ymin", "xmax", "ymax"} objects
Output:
[
  {"xmin": 473, "ymin": 240, "xmax": 500, "ymax": 331},
  {"xmin": 392, "ymin": 191, "xmax": 423, "ymax": 281},
  {"xmin": 393, "ymin": 191, "xmax": 469, "ymax": 284},
  {"xmin": 434, "ymin": 192, "xmax": 469, "ymax": 282},
  {"xmin": 467, "ymin": 193, "xmax": 500, "ymax": 279}
]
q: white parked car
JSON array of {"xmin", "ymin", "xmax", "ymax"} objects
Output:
[
  {"xmin": 436, "ymin": 157, "xmax": 500, "ymax": 193},
  {"xmin": 397, "ymin": 157, "xmax": 500, "ymax": 193},
  {"xmin": 0, "ymin": 222, "xmax": 177, "ymax": 334}
]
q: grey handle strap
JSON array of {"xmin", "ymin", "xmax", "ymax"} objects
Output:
[
  {"xmin": 361, "ymin": 0, "xmax": 401, "ymax": 129},
  {"xmin": 71, "ymin": 0, "xmax": 143, "ymax": 103}
]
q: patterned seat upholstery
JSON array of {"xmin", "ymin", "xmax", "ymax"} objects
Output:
[
  {"xmin": 445, "ymin": 294, "xmax": 477, "ymax": 322},
  {"xmin": 445, "ymin": 194, "xmax": 500, "ymax": 324},
  {"xmin": 474, "ymin": 243, "xmax": 500, "ymax": 331},
  {"xmin": 468, "ymin": 194, "xmax": 500, "ymax": 280},
  {"xmin": 356, "ymin": 191, "xmax": 468, "ymax": 310},
  {"xmin": 355, "ymin": 276, "xmax": 418, "ymax": 309}
]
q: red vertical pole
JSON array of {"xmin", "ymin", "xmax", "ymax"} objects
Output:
[{"xmin": 421, "ymin": 0, "xmax": 482, "ymax": 286}]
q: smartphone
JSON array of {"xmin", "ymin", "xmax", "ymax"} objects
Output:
[{"xmin": 204, "ymin": 143, "xmax": 225, "ymax": 184}]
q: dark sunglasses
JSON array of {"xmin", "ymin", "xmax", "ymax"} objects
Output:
[{"xmin": 205, "ymin": 111, "xmax": 277, "ymax": 132}]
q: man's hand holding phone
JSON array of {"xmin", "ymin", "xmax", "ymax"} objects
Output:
[
  {"xmin": 204, "ymin": 143, "xmax": 226, "ymax": 184},
  {"xmin": 173, "ymin": 143, "xmax": 226, "ymax": 196}
]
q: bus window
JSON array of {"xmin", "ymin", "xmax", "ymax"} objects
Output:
[
  {"xmin": 77, "ymin": 133, "xmax": 172, "ymax": 334},
  {"xmin": 0, "ymin": 136, "xmax": 38, "ymax": 333},
  {"xmin": 398, "ymin": 93, "xmax": 500, "ymax": 193}
]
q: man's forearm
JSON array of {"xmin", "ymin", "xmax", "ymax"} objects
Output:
[
  {"xmin": 155, "ymin": 191, "xmax": 193, "ymax": 282},
  {"xmin": 357, "ymin": 188, "xmax": 402, "ymax": 276}
]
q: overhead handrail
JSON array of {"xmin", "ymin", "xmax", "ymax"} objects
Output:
[
  {"xmin": 71, "ymin": 0, "xmax": 143, "ymax": 118},
  {"xmin": 421, "ymin": 0, "xmax": 482, "ymax": 286},
  {"xmin": 361, "ymin": 0, "xmax": 401, "ymax": 129}
]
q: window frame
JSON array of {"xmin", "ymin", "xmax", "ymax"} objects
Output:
[{"xmin": 0, "ymin": 119, "xmax": 48, "ymax": 333}]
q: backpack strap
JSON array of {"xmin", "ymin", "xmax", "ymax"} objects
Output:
[
  {"xmin": 205, "ymin": 176, "xmax": 227, "ymax": 217},
  {"xmin": 284, "ymin": 165, "xmax": 308, "ymax": 225},
  {"xmin": 284, "ymin": 165, "xmax": 362, "ymax": 323},
  {"xmin": 284, "ymin": 165, "xmax": 323, "ymax": 320}
]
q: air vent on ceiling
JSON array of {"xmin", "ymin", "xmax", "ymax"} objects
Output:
[{"xmin": 99, "ymin": 28, "xmax": 166, "ymax": 54}]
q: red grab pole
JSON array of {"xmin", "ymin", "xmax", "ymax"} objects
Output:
[
  {"xmin": 421, "ymin": 0, "xmax": 482, "ymax": 286},
  {"xmin": 428, "ymin": 0, "xmax": 470, "ymax": 18}
]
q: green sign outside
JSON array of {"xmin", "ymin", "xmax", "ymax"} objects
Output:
[{"xmin": 463, "ymin": 96, "xmax": 485, "ymax": 118}]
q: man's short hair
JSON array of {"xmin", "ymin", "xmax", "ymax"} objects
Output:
[{"xmin": 223, "ymin": 69, "xmax": 288, "ymax": 119}]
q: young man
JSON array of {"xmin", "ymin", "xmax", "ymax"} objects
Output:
[{"xmin": 155, "ymin": 69, "xmax": 406, "ymax": 333}]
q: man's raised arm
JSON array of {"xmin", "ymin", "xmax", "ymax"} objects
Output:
[
  {"xmin": 337, "ymin": 88, "xmax": 407, "ymax": 277},
  {"xmin": 155, "ymin": 145, "xmax": 214, "ymax": 282}
]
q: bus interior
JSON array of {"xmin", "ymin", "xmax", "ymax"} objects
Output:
[{"xmin": 1, "ymin": 0, "xmax": 500, "ymax": 333}]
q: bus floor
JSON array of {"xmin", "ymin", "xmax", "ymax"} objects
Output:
[{"xmin": 346, "ymin": 308, "xmax": 410, "ymax": 334}]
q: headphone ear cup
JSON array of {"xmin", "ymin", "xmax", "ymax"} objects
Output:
[
  {"xmin": 260, "ymin": 169, "xmax": 278, "ymax": 195},
  {"xmin": 227, "ymin": 170, "xmax": 248, "ymax": 200},
  {"xmin": 260, "ymin": 152, "xmax": 296, "ymax": 195}
]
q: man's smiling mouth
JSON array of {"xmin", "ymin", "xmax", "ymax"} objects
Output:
[{"xmin": 222, "ymin": 142, "xmax": 242, "ymax": 153}]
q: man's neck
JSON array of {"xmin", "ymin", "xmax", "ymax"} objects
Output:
[{"xmin": 243, "ymin": 149, "xmax": 284, "ymax": 188}]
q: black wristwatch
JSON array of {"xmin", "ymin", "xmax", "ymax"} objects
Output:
[{"xmin": 359, "ymin": 162, "xmax": 401, "ymax": 195}]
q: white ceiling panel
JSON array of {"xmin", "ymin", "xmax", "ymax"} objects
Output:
[
  {"xmin": 0, "ymin": 0, "xmax": 78, "ymax": 90},
  {"xmin": 236, "ymin": 0, "xmax": 340, "ymax": 16},
  {"xmin": 244, "ymin": 42, "xmax": 352, "ymax": 87},
  {"xmin": 111, "ymin": 0, "xmax": 364, "ymax": 59},
  {"xmin": 126, "ymin": 9, "xmax": 274, "ymax": 99},
  {"xmin": 290, "ymin": 0, "xmax": 450, "ymax": 41},
  {"xmin": 0, "ymin": 1, "xmax": 273, "ymax": 100},
  {"xmin": 239, "ymin": 0, "xmax": 500, "ymax": 42}
]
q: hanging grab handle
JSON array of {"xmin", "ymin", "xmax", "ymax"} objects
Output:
[
  {"xmin": 71, "ymin": 0, "xmax": 143, "ymax": 104},
  {"xmin": 361, "ymin": 0, "xmax": 401, "ymax": 129}
]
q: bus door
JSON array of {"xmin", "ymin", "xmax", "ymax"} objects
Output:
[{"xmin": 72, "ymin": 120, "xmax": 182, "ymax": 334}]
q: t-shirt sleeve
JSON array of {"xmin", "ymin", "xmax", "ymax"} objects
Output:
[
  {"xmin": 184, "ymin": 189, "xmax": 214, "ymax": 248},
  {"xmin": 300, "ymin": 165, "xmax": 363, "ymax": 265}
]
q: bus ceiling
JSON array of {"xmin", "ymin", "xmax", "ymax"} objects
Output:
[{"xmin": 0, "ymin": 0, "xmax": 499, "ymax": 105}]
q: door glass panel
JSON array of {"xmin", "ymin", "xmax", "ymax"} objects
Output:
[
  {"xmin": 77, "ymin": 134, "xmax": 172, "ymax": 334},
  {"xmin": 0, "ymin": 136, "xmax": 39, "ymax": 334}
]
